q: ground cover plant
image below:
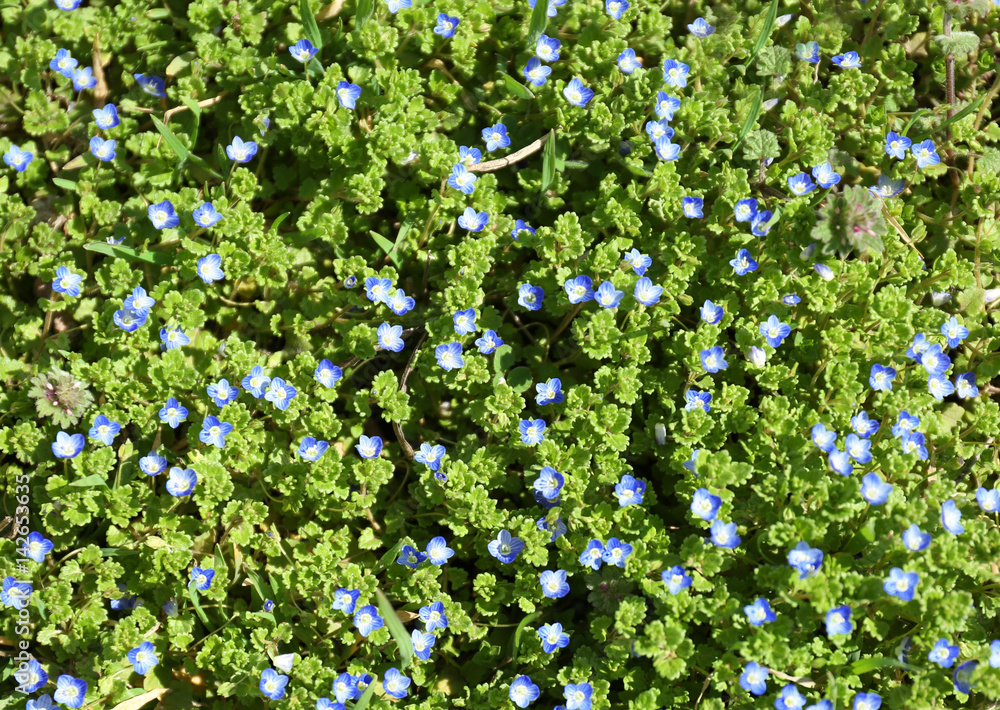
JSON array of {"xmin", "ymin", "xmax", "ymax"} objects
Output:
[{"xmin": 1, "ymin": 0, "xmax": 1000, "ymax": 707}]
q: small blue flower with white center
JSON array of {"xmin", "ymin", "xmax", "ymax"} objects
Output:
[
  {"xmin": 927, "ymin": 373, "xmax": 955, "ymax": 400},
  {"xmin": 124, "ymin": 286, "xmax": 155, "ymax": 314},
  {"xmin": 298, "ymin": 437, "xmax": 329, "ymax": 461},
  {"xmin": 851, "ymin": 411, "xmax": 880, "ymax": 438},
  {"xmin": 826, "ymin": 605, "xmax": 853, "ymax": 635},
  {"xmin": 243, "ymin": 365, "xmax": 272, "ymax": 397},
  {"xmin": 782, "ymin": 293, "xmax": 801, "ymax": 305},
  {"xmin": 226, "ymin": 136, "xmax": 257, "ymax": 163},
  {"xmin": 634, "ymin": 277, "xmax": 662, "ymax": 306},
  {"xmin": 264, "ymin": 377, "xmax": 297, "ymax": 410},
  {"xmin": 411, "ymin": 629, "xmax": 436, "ymax": 661},
  {"xmin": 929, "ymin": 638, "xmax": 960, "ymax": 668},
  {"xmin": 509, "ymin": 676, "xmax": 540, "ymax": 708},
  {"xmin": 861, "ymin": 472, "xmax": 892, "ymax": 505},
  {"xmin": 536, "ymin": 34, "xmax": 561, "ymax": 62},
  {"xmin": 730, "ymin": 248, "xmax": 758, "ymax": 275},
  {"xmin": 128, "ymin": 641, "xmax": 158, "ymax": 675},
  {"xmin": 685, "ymin": 390, "xmax": 712, "ymax": 412},
  {"xmin": 50, "ymin": 48, "xmax": 78, "ymax": 75},
  {"xmin": 193, "ymin": 202, "xmax": 222, "ymax": 227},
  {"xmin": 476, "ymin": 329, "xmax": 503, "ymax": 354},
  {"xmin": 191, "ymin": 566, "xmax": 215, "ymax": 590},
  {"xmin": 700, "ymin": 300, "xmax": 724, "ymax": 324},
  {"xmin": 114, "ymin": 308, "xmax": 147, "ymax": 333},
  {"xmin": 519, "ymin": 418, "xmax": 547, "ymax": 446},
  {"xmin": 787, "ymin": 541, "xmax": 824, "ymax": 578},
  {"xmin": 334, "ymin": 82, "xmax": 362, "ymax": 110},
  {"xmin": 518, "ymin": 283, "xmax": 544, "ymax": 311},
  {"xmin": 134, "ymin": 73, "xmax": 167, "ymax": 97},
  {"xmin": 356, "ymin": 435, "xmax": 383, "ymax": 459},
  {"xmin": 869, "ymin": 175, "xmax": 907, "ymax": 198},
  {"xmin": 691, "ymin": 488, "xmax": 721, "ymax": 520},
  {"xmin": 744, "ymin": 598, "xmax": 776, "ymax": 626},
  {"xmin": 18, "ymin": 659, "xmax": 47, "ymax": 694},
  {"xmin": 332, "ymin": 673, "xmax": 359, "ymax": 702},
  {"xmin": 884, "ymin": 568, "xmax": 919, "ymax": 601},
  {"xmin": 615, "ymin": 474, "xmax": 645, "ymax": 506},
  {"xmin": 892, "ymin": 411, "xmax": 920, "ymax": 437},
  {"xmin": 605, "ymin": 0, "xmax": 628, "ymax": 19},
  {"xmin": 139, "ymin": 450, "xmax": 168, "ymax": 476},
  {"xmin": 902, "ymin": 524, "xmax": 931, "ymax": 551},
  {"xmin": 941, "ymin": 499, "xmax": 964, "ymax": 534},
  {"xmin": 447, "ymin": 163, "xmax": 478, "ymax": 195},
  {"xmin": 397, "ymin": 544, "xmax": 426, "ymax": 568},
  {"xmin": 617, "ymin": 48, "xmax": 641, "ymax": 74},
  {"xmin": 52, "ymin": 266, "xmax": 84, "ymax": 297},
  {"xmin": 89, "ymin": 136, "xmax": 116, "ymax": 162},
  {"xmin": 688, "ymin": 17, "xmax": 715, "ymax": 36},
  {"xmin": 832, "ymin": 51, "xmax": 861, "ymax": 68},
  {"xmin": 1, "ymin": 577, "xmax": 33, "ymax": 610},
  {"xmin": 148, "ymin": 200, "xmax": 179, "ymax": 229},
  {"xmin": 538, "ymin": 623, "xmax": 570, "ymax": 653},
  {"xmin": 523, "ymin": 57, "xmax": 552, "ymax": 86},
  {"xmin": 382, "ymin": 669, "xmax": 411, "ymax": 699},
  {"xmin": 459, "ymin": 146, "xmax": 482, "ymax": 165},
  {"xmin": 162, "ymin": 468, "xmax": 197, "ymax": 496},
  {"xmin": 435, "ymin": 342, "xmax": 465, "ymax": 370},
  {"xmin": 89, "ymin": 414, "xmax": 121, "ymax": 446},
  {"xmin": 654, "ymin": 92, "xmax": 680, "ymax": 121},
  {"xmin": 563, "ymin": 275, "xmax": 594, "ymax": 304},
  {"xmin": 511, "ymin": 219, "xmax": 535, "ymax": 240},
  {"xmin": 868, "ymin": 363, "xmax": 896, "ymax": 391},
  {"xmin": 654, "ymin": 136, "xmax": 681, "ymax": 161},
  {"xmin": 364, "ymin": 276, "xmax": 393, "ymax": 304},
  {"xmin": 540, "ymin": 569, "xmax": 569, "ymax": 598},
  {"xmin": 941, "ymin": 316, "xmax": 968, "ymax": 348},
  {"xmin": 682, "ymin": 196, "xmax": 704, "ymax": 218},
  {"xmin": 535, "ymin": 378, "xmax": 563, "ymax": 406},
  {"xmin": 662, "ymin": 58, "xmax": 690, "ymax": 87},
  {"xmin": 483, "ymin": 123, "xmax": 511, "ymax": 152},
  {"xmin": 751, "ymin": 210, "xmax": 775, "ymax": 237},
  {"xmin": 420, "ymin": 600, "xmax": 448, "ymax": 631},
  {"xmin": 901, "ymin": 431, "xmax": 928, "ymax": 460},
  {"xmin": 796, "ymin": 41, "xmax": 820, "ymax": 63},
  {"xmin": 788, "ymin": 172, "xmax": 817, "ymax": 196},
  {"xmin": 977, "ymin": 486, "xmax": 999, "ymax": 512},
  {"xmin": 884, "ymin": 131, "xmax": 911, "ymax": 160},
  {"xmin": 527, "ymin": 0, "xmax": 564, "ymax": 17},
  {"xmin": 563, "ymin": 78, "xmax": 594, "ymax": 107},
  {"xmin": 21, "ymin": 532, "xmax": 53, "ymax": 564},
  {"xmin": 197, "ymin": 254, "xmax": 225, "ymax": 283},
  {"xmin": 415, "ymin": 443, "xmax": 446, "ymax": 471},
  {"xmin": 594, "ymin": 281, "xmax": 624, "ymax": 308},
  {"xmin": 387, "ymin": 288, "xmax": 416, "ymax": 315},
  {"xmin": 662, "ymin": 565, "xmax": 692, "ymax": 594},
  {"xmin": 425, "ymin": 536, "xmax": 454, "ymax": 565},
  {"xmin": 775, "ymin": 685, "xmax": 807, "ymax": 710},
  {"xmin": 199, "ymin": 416, "xmax": 233, "ymax": 448},
  {"xmin": 734, "ymin": 198, "xmax": 758, "ymax": 222},
  {"xmin": 458, "ymin": 206, "xmax": 489, "ymax": 232},
  {"xmin": 259, "ymin": 669, "xmax": 289, "ymax": 700},
  {"xmin": 433, "ymin": 13, "xmax": 459, "ymax": 37},
  {"xmin": 912, "ymin": 139, "xmax": 940, "ymax": 168},
  {"xmin": 354, "ymin": 604, "xmax": 384, "ymax": 636},
  {"xmin": 288, "ymin": 39, "xmax": 318, "ymax": 63},
  {"xmin": 645, "ymin": 119, "xmax": 673, "ymax": 142},
  {"xmin": 955, "ymin": 372, "xmax": 978, "ymax": 398},
  {"xmin": 488, "ymin": 529, "xmax": 524, "ymax": 564},
  {"xmin": 953, "ymin": 660, "xmax": 978, "ymax": 694},
  {"xmin": 332, "ymin": 588, "xmax": 360, "ymax": 613},
  {"xmin": 845, "ymin": 433, "xmax": 872, "ymax": 463},
  {"xmin": 759, "ymin": 315, "xmax": 791, "ymax": 347},
  {"xmin": 828, "ymin": 449, "xmax": 853, "ymax": 476},
  {"xmin": 72, "ymin": 67, "xmax": 97, "ymax": 90},
  {"xmin": 0, "ymin": 142, "xmax": 36, "ymax": 174},
  {"xmin": 565, "ymin": 682, "xmax": 593, "ymax": 710},
  {"xmin": 812, "ymin": 162, "xmax": 841, "ymax": 188},
  {"xmin": 377, "ymin": 323, "xmax": 405, "ymax": 352},
  {"xmin": 700, "ymin": 346, "xmax": 728, "ymax": 373},
  {"xmin": 159, "ymin": 397, "xmax": 188, "ymax": 427},
  {"xmin": 739, "ymin": 662, "xmax": 769, "ymax": 696},
  {"xmin": 919, "ymin": 343, "xmax": 950, "ymax": 376},
  {"xmin": 452, "ymin": 308, "xmax": 477, "ymax": 335},
  {"xmin": 53, "ymin": 676, "xmax": 88, "ymax": 709},
  {"xmin": 710, "ymin": 520, "xmax": 740, "ymax": 548},
  {"xmin": 602, "ymin": 537, "xmax": 632, "ymax": 567}
]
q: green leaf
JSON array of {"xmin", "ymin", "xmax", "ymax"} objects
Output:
[
  {"xmin": 507, "ymin": 366, "xmax": 532, "ymax": 392},
  {"xmin": 84, "ymin": 242, "xmax": 176, "ymax": 265},
  {"xmin": 732, "ymin": 88, "xmax": 762, "ymax": 153},
  {"xmin": 352, "ymin": 675, "xmax": 377, "ymax": 710},
  {"xmin": 510, "ymin": 611, "xmax": 540, "ymax": 663},
  {"xmin": 188, "ymin": 585, "xmax": 211, "ymax": 627},
  {"xmin": 376, "ymin": 539, "xmax": 404, "ymax": 573},
  {"xmin": 166, "ymin": 51, "xmax": 197, "ymax": 78},
  {"xmin": 850, "ymin": 657, "xmax": 918, "ymax": 674},
  {"xmin": 746, "ymin": 0, "xmax": 779, "ymax": 70},
  {"xmin": 301, "ymin": 0, "xmax": 324, "ymax": 49},
  {"xmin": 68, "ymin": 473, "xmax": 110, "ymax": 489},
  {"xmin": 742, "ymin": 129, "xmax": 780, "ymax": 161},
  {"xmin": 540, "ymin": 130, "xmax": 556, "ymax": 195},
  {"xmin": 911, "ymin": 92, "xmax": 988, "ymax": 141},
  {"xmin": 370, "ymin": 231, "xmax": 396, "ymax": 259},
  {"xmin": 52, "ymin": 177, "xmax": 77, "ymax": 192},
  {"xmin": 151, "ymin": 115, "xmax": 189, "ymax": 162},
  {"xmin": 503, "ymin": 73, "xmax": 534, "ymax": 100},
  {"xmin": 355, "ymin": 0, "xmax": 375, "ymax": 31},
  {"xmin": 268, "ymin": 212, "xmax": 291, "ymax": 237},
  {"xmin": 375, "ymin": 589, "xmax": 414, "ymax": 668},
  {"xmin": 493, "ymin": 344, "xmax": 515, "ymax": 374},
  {"xmin": 243, "ymin": 567, "xmax": 274, "ymax": 605},
  {"xmin": 526, "ymin": 0, "xmax": 549, "ymax": 49}
]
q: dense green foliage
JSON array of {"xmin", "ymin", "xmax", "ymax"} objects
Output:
[{"xmin": 2, "ymin": 0, "xmax": 1000, "ymax": 708}]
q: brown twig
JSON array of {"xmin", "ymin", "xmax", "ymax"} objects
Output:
[
  {"xmin": 154, "ymin": 93, "xmax": 230, "ymax": 149},
  {"xmin": 92, "ymin": 34, "xmax": 109, "ymax": 106},
  {"xmin": 392, "ymin": 330, "xmax": 427, "ymax": 461},
  {"xmin": 468, "ymin": 130, "xmax": 552, "ymax": 173}
]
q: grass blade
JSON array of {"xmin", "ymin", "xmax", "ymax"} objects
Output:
[
  {"xmin": 732, "ymin": 87, "xmax": 763, "ymax": 153},
  {"xmin": 301, "ymin": 0, "xmax": 324, "ymax": 49},
  {"xmin": 351, "ymin": 675, "xmax": 377, "ymax": 710},
  {"xmin": 912, "ymin": 93, "xmax": 988, "ymax": 141},
  {"xmin": 526, "ymin": 0, "xmax": 548, "ymax": 49},
  {"xmin": 151, "ymin": 115, "xmax": 189, "ymax": 162},
  {"xmin": 746, "ymin": 0, "xmax": 779, "ymax": 70},
  {"xmin": 511, "ymin": 611, "xmax": 540, "ymax": 664},
  {"xmin": 355, "ymin": 0, "xmax": 374, "ymax": 31},
  {"xmin": 84, "ymin": 241, "xmax": 176, "ymax": 265},
  {"xmin": 53, "ymin": 177, "xmax": 77, "ymax": 192},
  {"xmin": 375, "ymin": 588, "xmax": 414, "ymax": 668},
  {"xmin": 540, "ymin": 129, "xmax": 556, "ymax": 194},
  {"xmin": 503, "ymin": 73, "xmax": 534, "ymax": 100},
  {"xmin": 187, "ymin": 585, "xmax": 211, "ymax": 627}
]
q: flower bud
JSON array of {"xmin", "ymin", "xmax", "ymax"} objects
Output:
[{"xmin": 748, "ymin": 346, "xmax": 767, "ymax": 367}]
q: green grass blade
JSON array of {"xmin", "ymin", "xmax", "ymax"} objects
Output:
[
  {"xmin": 301, "ymin": 0, "xmax": 324, "ymax": 49},
  {"xmin": 746, "ymin": 0, "xmax": 779, "ymax": 70},
  {"xmin": 151, "ymin": 115, "xmax": 189, "ymax": 162},
  {"xmin": 511, "ymin": 611, "xmax": 540, "ymax": 663},
  {"xmin": 541, "ymin": 130, "xmax": 556, "ymax": 194},
  {"xmin": 375, "ymin": 588, "xmax": 414, "ymax": 668},
  {"xmin": 351, "ymin": 675, "xmax": 378, "ymax": 710},
  {"xmin": 526, "ymin": 0, "xmax": 549, "ymax": 49},
  {"xmin": 355, "ymin": 0, "xmax": 375, "ymax": 31},
  {"xmin": 732, "ymin": 87, "xmax": 762, "ymax": 153},
  {"xmin": 911, "ymin": 93, "xmax": 988, "ymax": 141},
  {"xmin": 84, "ymin": 241, "xmax": 175, "ymax": 265},
  {"xmin": 503, "ymin": 73, "xmax": 534, "ymax": 100}
]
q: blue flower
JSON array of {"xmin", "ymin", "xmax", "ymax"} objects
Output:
[
  {"xmin": 448, "ymin": 162, "xmax": 478, "ymax": 195},
  {"xmin": 563, "ymin": 78, "xmax": 594, "ymax": 107},
  {"xmin": 226, "ymin": 135, "xmax": 258, "ymax": 163},
  {"xmin": 483, "ymin": 123, "xmax": 511, "ymax": 152},
  {"xmin": 18, "ymin": 659, "xmax": 47, "ymax": 693},
  {"xmin": 332, "ymin": 673, "xmax": 359, "ymax": 702},
  {"xmin": 617, "ymin": 48, "xmax": 642, "ymax": 74},
  {"xmin": 796, "ymin": 41, "xmax": 820, "ymax": 63},
  {"xmin": 990, "ymin": 640, "xmax": 1000, "ymax": 668},
  {"xmin": 540, "ymin": 569, "xmax": 570, "ymax": 598},
  {"xmin": 928, "ymin": 638, "xmax": 960, "ymax": 668},
  {"xmin": 458, "ymin": 206, "xmax": 489, "ymax": 232},
  {"xmin": 197, "ymin": 254, "xmax": 225, "ymax": 284},
  {"xmin": 739, "ymin": 662, "xmax": 769, "ymax": 696},
  {"xmin": 662, "ymin": 565, "xmax": 692, "ymax": 594},
  {"xmin": 605, "ymin": 0, "xmax": 628, "ymax": 19},
  {"xmin": 459, "ymin": 146, "xmax": 482, "ymax": 166},
  {"xmin": 594, "ymin": 281, "xmax": 624, "ymax": 308},
  {"xmin": 884, "ymin": 131, "xmax": 911, "ymax": 160},
  {"xmin": 700, "ymin": 300, "xmax": 724, "ymax": 324},
  {"xmin": 89, "ymin": 414, "xmax": 121, "ymax": 446},
  {"xmin": 193, "ymin": 202, "xmax": 223, "ymax": 227},
  {"xmin": 72, "ymin": 66, "xmax": 96, "ymax": 90},
  {"xmin": 376, "ymin": 322, "xmax": 404, "ymax": 352},
  {"xmin": 645, "ymin": 118, "xmax": 675, "ymax": 141},
  {"xmin": 354, "ymin": 604, "xmax": 384, "ymax": 636},
  {"xmin": 812, "ymin": 162, "xmax": 841, "ymax": 188},
  {"xmin": 710, "ymin": 520, "xmax": 740, "ymax": 548},
  {"xmin": 751, "ymin": 210, "xmax": 775, "ymax": 236},
  {"xmin": 861, "ymin": 472, "xmax": 892, "ymax": 505},
  {"xmin": 134, "ymin": 73, "xmax": 167, "ymax": 97},
  {"xmin": 53, "ymin": 675, "xmax": 88, "ymax": 709},
  {"xmin": 941, "ymin": 499, "xmax": 964, "ymax": 534},
  {"xmin": 433, "ymin": 12, "xmax": 459, "ymax": 37},
  {"xmin": 50, "ymin": 48, "xmax": 78, "ymax": 75},
  {"xmin": 199, "ymin": 416, "xmax": 233, "ymax": 448},
  {"xmin": 166, "ymin": 467, "xmax": 197, "ymax": 496},
  {"xmin": 20, "ymin": 531, "xmax": 53, "ymax": 564},
  {"xmin": 124, "ymin": 286, "xmax": 155, "ymax": 314},
  {"xmin": 1, "ymin": 576, "xmax": 33, "ymax": 610},
  {"xmin": 851, "ymin": 411, "xmax": 880, "ymax": 438},
  {"xmin": 634, "ymin": 277, "xmax": 662, "ymax": 306},
  {"xmin": 435, "ymin": 342, "xmax": 465, "ymax": 371},
  {"xmin": 869, "ymin": 175, "xmax": 907, "ymax": 199},
  {"xmin": 902, "ymin": 524, "xmax": 931, "ymax": 551},
  {"xmin": 531, "ymin": 466, "xmax": 564, "ymax": 500},
  {"xmin": 191, "ymin": 566, "xmax": 215, "ymax": 590},
  {"xmin": 868, "ymin": 363, "xmax": 896, "ymax": 391},
  {"xmin": 336, "ymin": 81, "xmax": 362, "ymax": 109},
  {"xmin": 475, "ymin": 329, "xmax": 503, "ymax": 354},
  {"xmin": 447, "ymin": 308, "xmax": 477, "ymax": 336},
  {"xmin": 487, "ymin": 529, "xmax": 524, "ymax": 564},
  {"xmin": 682, "ymin": 196, "xmax": 704, "ymax": 218},
  {"xmin": 52, "ymin": 266, "xmax": 84, "ymax": 297},
  {"xmin": 415, "ymin": 442, "xmax": 446, "ymax": 472},
  {"xmin": 940, "ymin": 316, "xmax": 968, "ymax": 348},
  {"xmin": 744, "ymin": 598, "xmax": 776, "ymax": 626},
  {"xmin": 919, "ymin": 343, "xmax": 951, "ymax": 376},
  {"xmin": 854, "ymin": 693, "xmax": 882, "ymax": 710},
  {"xmin": 260, "ymin": 669, "xmax": 289, "ymax": 700},
  {"xmin": 387, "ymin": 288, "xmax": 416, "ymax": 315},
  {"xmin": 782, "ymin": 293, "xmax": 801, "ymax": 305},
  {"xmin": 691, "ymin": 488, "xmax": 721, "ymax": 520},
  {"xmin": 654, "ymin": 136, "xmax": 681, "ymax": 161},
  {"xmin": 411, "ymin": 628, "xmax": 436, "ymax": 661},
  {"xmin": 158, "ymin": 397, "xmax": 189, "ymax": 427},
  {"xmin": 536, "ymin": 34, "xmax": 561, "ymax": 61},
  {"xmin": 884, "ymin": 568, "xmax": 919, "ymax": 602},
  {"xmin": 775, "ymin": 685, "xmax": 806, "ymax": 710},
  {"xmin": 662, "ymin": 59, "xmax": 690, "ymax": 87},
  {"xmin": 243, "ymin": 365, "xmax": 272, "ymax": 397},
  {"xmin": 425, "ymin": 536, "xmax": 454, "ymax": 565},
  {"xmin": 901, "ymin": 431, "xmax": 928, "ymax": 460},
  {"xmin": 127, "ymin": 641, "xmax": 158, "ymax": 675},
  {"xmin": 614, "ymin": 474, "xmax": 645, "ymax": 506},
  {"xmin": 527, "ymin": 0, "xmax": 564, "ymax": 17},
  {"xmin": 538, "ymin": 622, "xmax": 570, "ymax": 653},
  {"xmin": 832, "ymin": 51, "xmax": 861, "ymax": 68},
  {"xmin": 892, "ymin": 411, "xmax": 920, "ymax": 438},
  {"xmin": 139, "ymin": 450, "xmax": 168, "ymax": 476},
  {"xmin": 523, "ymin": 56, "xmax": 552, "ymax": 87},
  {"xmin": 788, "ymin": 172, "xmax": 817, "ymax": 196},
  {"xmin": 114, "ymin": 308, "xmax": 147, "ymax": 332},
  {"xmin": 654, "ymin": 92, "xmax": 680, "ymax": 121},
  {"xmin": 397, "ymin": 544, "xmax": 426, "ymax": 568},
  {"xmin": 89, "ymin": 136, "xmax": 116, "ymax": 162},
  {"xmin": 955, "ymin": 372, "xmax": 978, "ymax": 399},
  {"xmin": 828, "ymin": 449, "xmax": 853, "ymax": 476},
  {"xmin": 264, "ymin": 377, "xmax": 297, "ymax": 410},
  {"xmin": 298, "ymin": 436, "xmax": 329, "ymax": 461},
  {"xmin": 289, "ymin": 38, "xmax": 318, "ymax": 62},
  {"xmin": 356, "ymin": 435, "xmax": 383, "ymax": 459},
  {"xmin": 533, "ymin": 378, "xmax": 563, "ymax": 406},
  {"xmin": 700, "ymin": 346, "xmax": 728, "ymax": 373},
  {"xmin": 564, "ymin": 682, "xmax": 593, "ymax": 710},
  {"xmin": 386, "ymin": 0, "xmax": 411, "ymax": 13},
  {"xmin": 730, "ymin": 249, "xmax": 758, "ymax": 275},
  {"xmin": 759, "ymin": 315, "xmax": 791, "ymax": 348},
  {"xmin": 734, "ymin": 198, "xmax": 758, "ymax": 222},
  {"xmin": 844, "ymin": 433, "xmax": 872, "ymax": 464},
  {"xmin": 148, "ymin": 200, "xmax": 180, "ymax": 229},
  {"xmin": 688, "ymin": 17, "xmax": 715, "ymax": 36},
  {"xmin": 927, "ymin": 374, "xmax": 955, "ymax": 400},
  {"xmin": 787, "ymin": 541, "xmax": 824, "ymax": 578},
  {"xmin": 602, "ymin": 537, "xmax": 632, "ymax": 567},
  {"xmin": 518, "ymin": 283, "xmax": 544, "ymax": 311},
  {"xmin": 954, "ymin": 660, "xmax": 978, "ymax": 694},
  {"xmin": 364, "ymin": 276, "xmax": 393, "ymax": 304},
  {"xmin": 977, "ymin": 486, "xmax": 999, "ymax": 513},
  {"xmin": 560, "ymin": 275, "xmax": 595, "ymax": 305},
  {"xmin": 537, "ymin": 515, "xmax": 567, "ymax": 542},
  {"xmin": 332, "ymin": 588, "xmax": 360, "ymax": 613},
  {"xmin": 685, "ymin": 390, "xmax": 712, "ymax": 412},
  {"xmin": 380, "ymin": 668, "xmax": 410, "ymax": 699},
  {"xmin": 911, "ymin": 139, "xmax": 940, "ymax": 168},
  {"xmin": 420, "ymin": 601, "xmax": 449, "ymax": 631},
  {"xmin": 510, "ymin": 676, "xmax": 541, "ymax": 708},
  {"xmin": 519, "ymin": 418, "xmax": 546, "ymax": 446}
]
